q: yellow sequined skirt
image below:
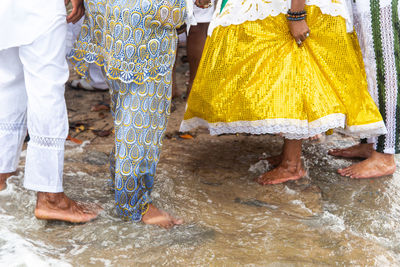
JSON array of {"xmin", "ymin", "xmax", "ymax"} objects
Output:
[{"xmin": 180, "ymin": 6, "xmax": 387, "ymax": 139}]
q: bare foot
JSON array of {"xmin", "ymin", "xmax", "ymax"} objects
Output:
[
  {"xmin": 35, "ymin": 192, "xmax": 101, "ymax": 223},
  {"xmin": 255, "ymin": 163, "xmax": 306, "ymax": 185},
  {"xmin": 328, "ymin": 143, "xmax": 374, "ymax": 159},
  {"xmin": 0, "ymin": 172, "xmax": 16, "ymax": 191},
  {"xmin": 338, "ymin": 151, "xmax": 396, "ymax": 179},
  {"xmin": 142, "ymin": 204, "xmax": 183, "ymax": 229}
]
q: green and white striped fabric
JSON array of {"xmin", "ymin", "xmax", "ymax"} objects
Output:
[{"xmin": 353, "ymin": 0, "xmax": 400, "ymax": 154}]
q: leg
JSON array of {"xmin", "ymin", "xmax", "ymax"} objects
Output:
[
  {"xmin": 256, "ymin": 139, "xmax": 306, "ymax": 185},
  {"xmin": 141, "ymin": 77, "xmax": 183, "ymax": 228},
  {"xmin": 112, "ymin": 77, "xmax": 182, "ymax": 228},
  {"xmin": 0, "ymin": 47, "xmax": 27, "ymax": 191},
  {"xmin": 186, "ymin": 23, "xmax": 209, "ymax": 96},
  {"xmin": 19, "ymin": 19, "xmax": 99, "ymax": 222},
  {"xmin": 335, "ymin": 3, "xmax": 398, "ymax": 179},
  {"xmin": 172, "ymin": 57, "xmax": 178, "ymax": 99},
  {"xmin": 88, "ymin": 63, "xmax": 108, "ymax": 90},
  {"xmin": 265, "ymin": 135, "xmax": 323, "ymax": 167}
]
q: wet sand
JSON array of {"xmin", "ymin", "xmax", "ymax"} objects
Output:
[{"xmin": 1, "ymin": 52, "xmax": 400, "ymax": 266}]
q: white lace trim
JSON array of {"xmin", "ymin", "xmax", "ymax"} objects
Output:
[
  {"xmin": 29, "ymin": 135, "xmax": 65, "ymax": 150},
  {"xmin": 208, "ymin": 0, "xmax": 354, "ymax": 36},
  {"xmin": 0, "ymin": 122, "xmax": 26, "ymax": 132},
  {"xmin": 338, "ymin": 121, "xmax": 387, "ymax": 139},
  {"xmin": 180, "ymin": 114, "xmax": 387, "ymax": 140},
  {"xmin": 380, "ymin": 5, "xmax": 398, "ymax": 155}
]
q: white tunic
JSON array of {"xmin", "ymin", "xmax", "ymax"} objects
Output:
[{"xmin": 0, "ymin": 0, "xmax": 66, "ymax": 50}]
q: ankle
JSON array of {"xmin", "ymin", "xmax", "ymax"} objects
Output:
[
  {"xmin": 360, "ymin": 143, "xmax": 374, "ymax": 152},
  {"xmin": 371, "ymin": 151, "xmax": 395, "ymax": 162},
  {"xmin": 36, "ymin": 192, "xmax": 68, "ymax": 209},
  {"xmin": 280, "ymin": 159, "xmax": 302, "ymax": 172}
]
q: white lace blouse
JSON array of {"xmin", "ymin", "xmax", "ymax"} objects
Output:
[{"xmin": 208, "ymin": 0, "xmax": 355, "ymax": 36}]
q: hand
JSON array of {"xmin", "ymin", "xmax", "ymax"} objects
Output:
[
  {"xmin": 288, "ymin": 20, "xmax": 310, "ymax": 46},
  {"xmin": 195, "ymin": 0, "xmax": 212, "ymax": 8},
  {"xmin": 65, "ymin": 0, "xmax": 85, "ymax": 23}
]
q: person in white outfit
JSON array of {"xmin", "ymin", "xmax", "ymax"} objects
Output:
[
  {"xmin": 0, "ymin": 0, "xmax": 99, "ymax": 222},
  {"xmin": 329, "ymin": 0, "xmax": 399, "ymax": 179}
]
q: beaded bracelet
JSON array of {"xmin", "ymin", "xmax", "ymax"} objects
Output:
[
  {"xmin": 287, "ymin": 9, "xmax": 306, "ymax": 16},
  {"xmin": 286, "ymin": 9, "xmax": 307, "ymax": 21}
]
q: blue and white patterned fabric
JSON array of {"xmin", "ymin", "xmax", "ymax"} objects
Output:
[
  {"xmin": 107, "ymin": 75, "xmax": 172, "ymax": 221},
  {"xmin": 69, "ymin": 0, "xmax": 187, "ymax": 84},
  {"xmin": 68, "ymin": 0, "xmax": 188, "ymax": 221}
]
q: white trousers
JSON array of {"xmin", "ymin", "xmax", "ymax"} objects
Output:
[{"xmin": 0, "ymin": 19, "xmax": 69, "ymax": 193}]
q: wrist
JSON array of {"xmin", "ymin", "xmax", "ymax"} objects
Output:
[
  {"xmin": 286, "ymin": 9, "xmax": 307, "ymax": 21},
  {"xmin": 290, "ymin": 0, "xmax": 306, "ymax": 12}
]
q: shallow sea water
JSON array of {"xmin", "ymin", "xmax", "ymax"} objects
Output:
[{"xmin": 1, "ymin": 133, "xmax": 400, "ymax": 266}]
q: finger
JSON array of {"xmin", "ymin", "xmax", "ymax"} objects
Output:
[
  {"xmin": 76, "ymin": 6, "xmax": 85, "ymax": 21},
  {"xmin": 77, "ymin": 7, "xmax": 85, "ymax": 22},
  {"xmin": 69, "ymin": 6, "xmax": 84, "ymax": 23},
  {"xmin": 67, "ymin": 7, "xmax": 78, "ymax": 23},
  {"xmin": 69, "ymin": 11, "xmax": 80, "ymax": 23},
  {"xmin": 65, "ymin": 0, "xmax": 70, "ymax": 5}
]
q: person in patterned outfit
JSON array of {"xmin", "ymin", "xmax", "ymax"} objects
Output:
[
  {"xmin": 69, "ymin": 0, "xmax": 194, "ymax": 228},
  {"xmin": 329, "ymin": 0, "xmax": 399, "ymax": 179}
]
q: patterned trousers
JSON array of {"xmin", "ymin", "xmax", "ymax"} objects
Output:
[
  {"xmin": 353, "ymin": 0, "xmax": 400, "ymax": 154},
  {"xmin": 107, "ymin": 75, "xmax": 172, "ymax": 221}
]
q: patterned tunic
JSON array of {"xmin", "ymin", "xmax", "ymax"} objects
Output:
[{"xmin": 69, "ymin": 0, "xmax": 188, "ymax": 84}]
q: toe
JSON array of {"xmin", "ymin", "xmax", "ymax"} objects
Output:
[
  {"xmin": 347, "ymin": 169, "xmax": 356, "ymax": 178},
  {"xmin": 164, "ymin": 222, "xmax": 174, "ymax": 229},
  {"xmin": 173, "ymin": 217, "xmax": 184, "ymax": 225},
  {"xmin": 328, "ymin": 149, "xmax": 337, "ymax": 154},
  {"xmin": 343, "ymin": 170, "xmax": 353, "ymax": 177},
  {"xmin": 339, "ymin": 169, "xmax": 350, "ymax": 176}
]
